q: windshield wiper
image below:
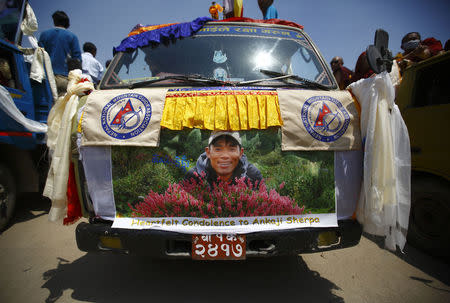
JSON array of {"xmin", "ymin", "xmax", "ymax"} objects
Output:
[
  {"xmin": 237, "ymin": 69, "xmax": 330, "ymax": 90},
  {"xmin": 128, "ymin": 75, "xmax": 230, "ymax": 89}
]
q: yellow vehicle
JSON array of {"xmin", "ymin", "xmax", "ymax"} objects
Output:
[{"xmin": 395, "ymin": 51, "xmax": 450, "ymax": 258}]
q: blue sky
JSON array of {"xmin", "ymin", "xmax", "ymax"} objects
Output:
[{"xmin": 28, "ymin": 0, "xmax": 449, "ymax": 71}]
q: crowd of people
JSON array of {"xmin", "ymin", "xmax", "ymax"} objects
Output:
[
  {"xmin": 331, "ymin": 33, "xmax": 448, "ymax": 90},
  {"xmin": 38, "ymin": 11, "xmax": 104, "ymax": 96}
]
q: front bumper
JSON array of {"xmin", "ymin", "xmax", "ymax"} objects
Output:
[{"xmin": 76, "ymin": 219, "xmax": 362, "ymax": 258}]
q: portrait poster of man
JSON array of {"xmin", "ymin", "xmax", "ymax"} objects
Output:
[{"xmin": 111, "ymin": 128, "xmax": 337, "ymax": 232}]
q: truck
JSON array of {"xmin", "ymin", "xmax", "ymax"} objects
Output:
[
  {"xmin": 395, "ymin": 51, "xmax": 450, "ymax": 258},
  {"xmin": 70, "ymin": 17, "xmax": 409, "ymax": 259},
  {"xmin": 0, "ymin": 1, "xmax": 54, "ymax": 231}
]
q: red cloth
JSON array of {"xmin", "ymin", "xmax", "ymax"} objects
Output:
[
  {"xmin": 341, "ymin": 66, "xmax": 354, "ymax": 88},
  {"xmin": 354, "ymin": 51, "xmax": 374, "ymax": 82},
  {"xmin": 421, "ymin": 37, "xmax": 443, "ymax": 56},
  {"xmin": 218, "ymin": 17, "xmax": 304, "ymax": 30},
  {"xmin": 64, "ymin": 162, "xmax": 82, "ymax": 225}
]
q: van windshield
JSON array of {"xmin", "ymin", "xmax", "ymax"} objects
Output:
[{"xmin": 103, "ymin": 24, "xmax": 333, "ymax": 88}]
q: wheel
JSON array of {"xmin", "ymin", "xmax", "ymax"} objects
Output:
[
  {"xmin": 407, "ymin": 175, "xmax": 450, "ymax": 258},
  {"xmin": 0, "ymin": 163, "xmax": 16, "ymax": 231}
]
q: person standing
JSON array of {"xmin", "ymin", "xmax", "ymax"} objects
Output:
[
  {"xmin": 395, "ymin": 32, "xmax": 444, "ymax": 74},
  {"xmin": 258, "ymin": 0, "xmax": 278, "ymax": 20},
  {"xmin": 353, "ymin": 51, "xmax": 374, "ymax": 82},
  {"xmin": 223, "ymin": 0, "xmax": 234, "ymax": 18},
  {"xmin": 209, "ymin": 2, "xmax": 223, "ymax": 20},
  {"xmin": 38, "ymin": 11, "xmax": 81, "ymax": 96},
  {"xmin": 400, "ymin": 32, "xmax": 443, "ymax": 61},
  {"xmin": 330, "ymin": 56, "xmax": 354, "ymax": 90},
  {"xmin": 81, "ymin": 42, "xmax": 104, "ymax": 85},
  {"xmin": 222, "ymin": 0, "xmax": 244, "ymax": 18}
]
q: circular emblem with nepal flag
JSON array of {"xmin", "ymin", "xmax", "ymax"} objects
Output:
[
  {"xmin": 101, "ymin": 93, "xmax": 152, "ymax": 139},
  {"xmin": 301, "ymin": 95, "xmax": 350, "ymax": 142}
]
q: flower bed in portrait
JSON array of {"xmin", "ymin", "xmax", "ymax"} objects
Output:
[{"xmin": 128, "ymin": 172, "xmax": 306, "ymax": 218}]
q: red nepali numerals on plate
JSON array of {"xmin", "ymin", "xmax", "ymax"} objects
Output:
[{"xmin": 192, "ymin": 234, "xmax": 246, "ymax": 260}]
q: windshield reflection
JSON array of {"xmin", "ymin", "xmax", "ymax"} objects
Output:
[{"xmin": 103, "ymin": 25, "xmax": 332, "ymax": 88}]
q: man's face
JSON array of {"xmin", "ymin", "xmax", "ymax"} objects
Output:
[
  {"xmin": 206, "ymin": 138, "xmax": 244, "ymax": 181},
  {"xmin": 404, "ymin": 33, "xmax": 420, "ymax": 44},
  {"xmin": 401, "ymin": 33, "xmax": 421, "ymax": 53},
  {"xmin": 330, "ymin": 57, "xmax": 342, "ymax": 72}
]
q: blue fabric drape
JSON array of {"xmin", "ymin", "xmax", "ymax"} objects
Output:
[{"xmin": 114, "ymin": 17, "xmax": 213, "ymax": 53}]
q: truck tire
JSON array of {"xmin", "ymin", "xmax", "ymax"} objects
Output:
[
  {"xmin": 0, "ymin": 163, "xmax": 16, "ymax": 231},
  {"xmin": 407, "ymin": 176, "xmax": 450, "ymax": 259}
]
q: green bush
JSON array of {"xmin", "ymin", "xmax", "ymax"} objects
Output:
[
  {"xmin": 113, "ymin": 156, "xmax": 184, "ymax": 215},
  {"xmin": 259, "ymin": 151, "xmax": 335, "ymax": 212}
]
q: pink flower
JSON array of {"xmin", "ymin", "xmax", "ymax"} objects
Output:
[{"xmin": 128, "ymin": 177, "xmax": 306, "ymax": 218}]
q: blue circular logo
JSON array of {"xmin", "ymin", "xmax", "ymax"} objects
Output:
[
  {"xmin": 101, "ymin": 93, "xmax": 152, "ymax": 140},
  {"xmin": 301, "ymin": 95, "xmax": 350, "ymax": 142}
]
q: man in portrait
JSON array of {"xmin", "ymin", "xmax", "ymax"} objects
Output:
[{"xmin": 184, "ymin": 131, "xmax": 262, "ymax": 187}]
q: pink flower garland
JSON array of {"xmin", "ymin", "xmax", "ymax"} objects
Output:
[{"xmin": 128, "ymin": 173, "xmax": 305, "ymax": 218}]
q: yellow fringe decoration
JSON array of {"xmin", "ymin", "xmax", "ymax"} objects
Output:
[
  {"xmin": 161, "ymin": 89, "xmax": 283, "ymax": 130},
  {"xmin": 128, "ymin": 23, "xmax": 177, "ymax": 37}
]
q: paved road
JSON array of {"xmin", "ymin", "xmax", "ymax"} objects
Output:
[{"xmin": 1, "ymin": 195, "xmax": 449, "ymax": 303}]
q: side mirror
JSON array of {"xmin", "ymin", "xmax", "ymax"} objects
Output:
[{"xmin": 366, "ymin": 29, "xmax": 393, "ymax": 73}]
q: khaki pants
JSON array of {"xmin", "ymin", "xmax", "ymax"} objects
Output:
[{"xmin": 55, "ymin": 74, "xmax": 69, "ymax": 97}]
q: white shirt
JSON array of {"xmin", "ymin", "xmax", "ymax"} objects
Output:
[{"xmin": 81, "ymin": 52, "xmax": 104, "ymax": 83}]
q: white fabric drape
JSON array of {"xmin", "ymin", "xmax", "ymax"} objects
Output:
[
  {"xmin": 80, "ymin": 146, "xmax": 116, "ymax": 221},
  {"xmin": 29, "ymin": 47, "xmax": 57, "ymax": 101},
  {"xmin": 44, "ymin": 70, "xmax": 94, "ymax": 222},
  {"xmin": 335, "ymin": 150, "xmax": 363, "ymax": 220},
  {"xmin": 349, "ymin": 72, "xmax": 411, "ymax": 251},
  {"xmin": 20, "ymin": 3, "xmax": 38, "ymax": 36},
  {"xmin": 0, "ymin": 85, "xmax": 48, "ymax": 133},
  {"xmin": 19, "ymin": 3, "xmax": 57, "ymax": 101}
]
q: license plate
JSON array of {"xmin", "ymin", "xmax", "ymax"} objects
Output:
[{"xmin": 192, "ymin": 234, "xmax": 246, "ymax": 260}]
